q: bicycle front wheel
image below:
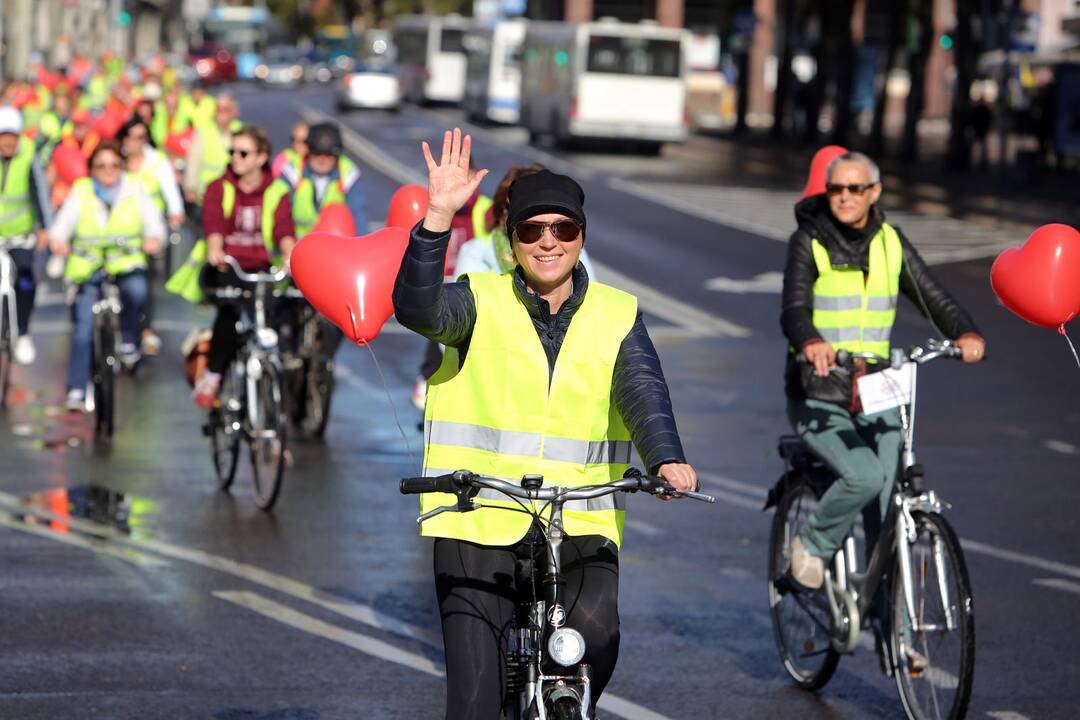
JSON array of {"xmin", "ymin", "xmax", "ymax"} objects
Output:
[
  {"xmin": 93, "ymin": 319, "xmax": 115, "ymax": 439},
  {"xmin": 209, "ymin": 365, "xmax": 242, "ymax": 491},
  {"xmin": 891, "ymin": 511, "xmax": 975, "ymax": 720},
  {"xmin": 0, "ymin": 295, "xmax": 11, "ymax": 408},
  {"xmin": 248, "ymin": 360, "xmax": 287, "ymax": 510},
  {"xmin": 767, "ymin": 478, "xmax": 840, "ymax": 689}
]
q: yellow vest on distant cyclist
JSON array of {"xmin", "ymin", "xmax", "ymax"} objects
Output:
[
  {"xmin": 0, "ymin": 140, "xmax": 37, "ymax": 237},
  {"xmin": 165, "ymin": 178, "xmax": 289, "ymax": 303},
  {"xmin": 192, "ymin": 117, "xmax": 242, "ymax": 199},
  {"xmin": 421, "ymin": 271, "xmax": 638, "ymax": 548},
  {"xmin": 471, "ymin": 194, "xmax": 493, "ymax": 242},
  {"xmin": 811, "ymin": 222, "xmax": 903, "ymax": 358},
  {"xmin": 65, "ymin": 177, "xmax": 147, "ymax": 284},
  {"xmin": 283, "ymin": 156, "xmax": 359, "ymax": 238}
]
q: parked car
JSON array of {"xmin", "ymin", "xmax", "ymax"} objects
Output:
[
  {"xmin": 337, "ymin": 62, "xmax": 402, "ymax": 111},
  {"xmin": 255, "ymin": 47, "xmax": 307, "ymax": 87},
  {"xmin": 188, "ymin": 44, "xmax": 237, "ymax": 84}
]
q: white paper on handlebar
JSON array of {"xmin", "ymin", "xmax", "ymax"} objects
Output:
[{"xmin": 856, "ymin": 362, "xmax": 914, "ymax": 414}]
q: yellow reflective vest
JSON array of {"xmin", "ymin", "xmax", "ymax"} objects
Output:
[
  {"xmin": 282, "ymin": 156, "xmax": 359, "ymax": 238},
  {"xmin": 65, "ymin": 177, "xmax": 147, "ymax": 284},
  {"xmin": 421, "ymin": 271, "xmax": 638, "ymax": 548},
  {"xmin": 0, "ymin": 140, "xmax": 37, "ymax": 237},
  {"xmin": 810, "ymin": 222, "xmax": 903, "ymax": 358}
]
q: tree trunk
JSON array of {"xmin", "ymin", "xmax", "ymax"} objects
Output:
[
  {"xmin": 946, "ymin": 0, "xmax": 977, "ymax": 172},
  {"xmin": 868, "ymin": 0, "xmax": 905, "ymax": 157},
  {"xmin": 901, "ymin": 0, "xmax": 933, "ymax": 160},
  {"xmin": 829, "ymin": 0, "xmax": 857, "ymax": 146},
  {"xmin": 771, "ymin": 0, "xmax": 797, "ymax": 137}
]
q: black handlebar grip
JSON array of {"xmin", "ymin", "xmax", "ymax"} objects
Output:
[{"xmin": 399, "ymin": 476, "xmax": 455, "ymax": 494}]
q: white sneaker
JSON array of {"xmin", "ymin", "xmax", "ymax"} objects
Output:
[
  {"xmin": 118, "ymin": 342, "xmax": 141, "ymax": 367},
  {"xmin": 789, "ymin": 536, "xmax": 825, "ymax": 590},
  {"xmin": 65, "ymin": 388, "xmax": 85, "ymax": 413},
  {"xmin": 13, "ymin": 335, "xmax": 35, "ymax": 365}
]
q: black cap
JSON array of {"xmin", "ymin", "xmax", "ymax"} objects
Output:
[
  {"xmin": 505, "ymin": 169, "xmax": 586, "ymax": 239},
  {"xmin": 307, "ymin": 122, "xmax": 343, "ymax": 155}
]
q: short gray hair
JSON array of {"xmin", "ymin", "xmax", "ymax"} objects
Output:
[{"xmin": 826, "ymin": 151, "xmax": 881, "ymax": 185}]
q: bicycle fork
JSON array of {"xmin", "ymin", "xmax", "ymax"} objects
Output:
[{"xmin": 894, "ymin": 494, "xmax": 956, "ymax": 634}]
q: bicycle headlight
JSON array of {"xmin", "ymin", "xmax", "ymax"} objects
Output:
[
  {"xmin": 547, "ymin": 628, "xmax": 586, "ymax": 667},
  {"xmin": 256, "ymin": 327, "xmax": 279, "ymax": 349}
]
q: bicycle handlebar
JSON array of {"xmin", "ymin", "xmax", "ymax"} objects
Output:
[
  {"xmin": 223, "ymin": 255, "xmax": 289, "ymax": 284},
  {"xmin": 400, "ymin": 468, "xmax": 716, "ymax": 504},
  {"xmin": 796, "ymin": 338, "xmax": 965, "ymax": 371}
]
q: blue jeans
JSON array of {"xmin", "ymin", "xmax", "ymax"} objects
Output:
[{"xmin": 67, "ymin": 270, "xmax": 148, "ymax": 392}]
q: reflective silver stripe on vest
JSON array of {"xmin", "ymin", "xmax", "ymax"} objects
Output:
[
  {"xmin": 426, "ymin": 420, "xmax": 541, "ymax": 457},
  {"xmin": 0, "ymin": 193, "xmax": 30, "ymax": 206},
  {"xmin": 819, "ymin": 326, "xmax": 892, "ymax": 343},
  {"xmin": 0, "ymin": 233, "xmax": 35, "ymax": 250},
  {"xmin": 814, "ymin": 295, "xmax": 862, "ymax": 312},
  {"xmin": 423, "ymin": 468, "xmax": 624, "ymax": 512},
  {"xmin": 76, "ymin": 233, "xmax": 141, "ymax": 248},
  {"xmin": 543, "ymin": 436, "xmax": 632, "ymax": 465},
  {"xmin": 865, "ymin": 295, "xmax": 897, "ymax": 312}
]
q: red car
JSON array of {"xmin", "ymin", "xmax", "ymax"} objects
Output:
[{"xmin": 188, "ymin": 44, "xmax": 237, "ymax": 84}]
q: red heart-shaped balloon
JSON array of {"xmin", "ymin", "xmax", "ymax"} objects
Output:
[
  {"xmin": 386, "ymin": 183, "xmax": 428, "ymax": 230},
  {"xmin": 165, "ymin": 128, "xmax": 194, "ymax": 158},
  {"xmin": 800, "ymin": 145, "xmax": 848, "ymax": 200},
  {"xmin": 990, "ymin": 223, "xmax": 1080, "ymax": 329},
  {"xmin": 311, "ymin": 203, "xmax": 357, "ymax": 237},
  {"xmin": 290, "ymin": 228, "xmax": 410, "ymax": 345}
]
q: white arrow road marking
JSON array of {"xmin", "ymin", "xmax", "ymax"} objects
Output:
[
  {"xmin": 1044, "ymin": 439, "xmax": 1078, "ymax": 455},
  {"xmin": 704, "ymin": 271, "xmax": 784, "ymax": 294},
  {"xmin": 213, "ymin": 590, "xmax": 445, "ymax": 677}
]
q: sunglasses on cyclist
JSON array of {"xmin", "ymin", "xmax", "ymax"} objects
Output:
[
  {"xmin": 230, "ymin": 148, "xmax": 253, "ymax": 159},
  {"xmin": 826, "ymin": 182, "xmax": 877, "ymax": 196},
  {"xmin": 513, "ymin": 220, "xmax": 582, "ymax": 244}
]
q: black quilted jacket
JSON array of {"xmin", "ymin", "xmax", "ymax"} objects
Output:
[
  {"xmin": 781, "ymin": 196, "xmax": 980, "ymax": 402},
  {"xmin": 393, "ymin": 223, "xmax": 686, "ymax": 474}
]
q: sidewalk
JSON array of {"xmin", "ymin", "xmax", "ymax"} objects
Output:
[{"xmin": 620, "ymin": 130, "xmax": 1080, "ymax": 265}]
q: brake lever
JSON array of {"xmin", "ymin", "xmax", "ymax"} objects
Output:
[{"xmin": 416, "ymin": 502, "xmax": 481, "ymax": 525}]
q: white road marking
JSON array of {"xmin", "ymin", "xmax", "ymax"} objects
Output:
[
  {"xmin": 298, "ymin": 104, "xmax": 751, "ymax": 340},
  {"xmin": 1032, "ymin": 577, "xmax": 1080, "ymax": 596},
  {"xmin": 698, "ymin": 471, "xmax": 1080, "ymax": 583},
  {"xmin": 0, "ymin": 512, "xmax": 168, "ymax": 568},
  {"xmin": 624, "ymin": 519, "xmax": 663, "ymax": 537},
  {"xmin": 214, "ymin": 590, "xmax": 445, "ymax": 677},
  {"xmin": 986, "ymin": 712, "xmax": 1032, "ymax": 720},
  {"xmin": 0, "ymin": 490, "xmax": 442, "ymax": 648},
  {"xmin": 1044, "ymin": 439, "xmax": 1078, "ymax": 455},
  {"xmin": 705, "ymin": 271, "xmax": 784, "ymax": 294},
  {"xmin": 596, "ymin": 694, "xmax": 673, "ymax": 720},
  {"xmin": 28, "ymin": 318, "xmax": 195, "ymax": 335}
]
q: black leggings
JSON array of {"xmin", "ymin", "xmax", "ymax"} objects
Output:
[{"xmin": 434, "ymin": 529, "xmax": 620, "ymax": 720}]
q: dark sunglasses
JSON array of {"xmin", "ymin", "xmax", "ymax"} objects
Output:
[
  {"xmin": 230, "ymin": 148, "xmax": 252, "ymax": 159},
  {"xmin": 514, "ymin": 220, "xmax": 581, "ymax": 244},
  {"xmin": 826, "ymin": 182, "xmax": 876, "ymax": 196},
  {"xmin": 292, "ymin": 136, "xmax": 307, "ymax": 144}
]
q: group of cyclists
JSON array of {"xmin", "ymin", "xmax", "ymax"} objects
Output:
[{"xmin": 1, "ymin": 50, "xmax": 991, "ymax": 719}]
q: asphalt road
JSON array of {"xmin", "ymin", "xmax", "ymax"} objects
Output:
[{"xmin": 0, "ymin": 84, "xmax": 1077, "ymax": 720}]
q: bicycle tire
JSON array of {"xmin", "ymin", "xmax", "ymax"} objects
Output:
[
  {"xmin": 93, "ymin": 317, "xmax": 115, "ymax": 439},
  {"xmin": 248, "ymin": 359, "xmax": 287, "ymax": 510},
  {"xmin": 299, "ymin": 357, "xmax": 334, "ymax": 439},
  {"xmin": 767, "ymin": 477, "xmax": 840, "ymax": 690},
  {"xmin": 891, "ymin": 511, "xmax": 975, "ymax": 720},
  {"xmin": 547, "ymin": 697, "xmax": 582, "ymax": 720},
  {"xmin": 209, "ymin": 364, "xmax": 242, "ymax": 490},
  {"xmin": 0, "ymin": 295, "xmax": 11, "ymax": 408}
]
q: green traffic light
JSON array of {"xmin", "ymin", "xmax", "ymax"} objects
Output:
[
  {"xmin": 939, "ymin": 34, "xmax": 953, "ymax": 50},
  {"xmin": 118, "ymin": 11, "xmax": 131, "ymax": 27},
  {"xmin": 555, "ymin": 51, "xmax": 569, "ymax": 66}
]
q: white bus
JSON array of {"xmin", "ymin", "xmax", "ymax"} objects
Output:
[
  {"xmin": 463, "ymin": 19, "xmax": 528, "ymax": 124},
  {"xmin": 393, "ymin": 14, "xmax": 473, "ymax": 105},
  {"xmin": 520, "ymin": 19, "xmax": 689, "ymax": 151}
]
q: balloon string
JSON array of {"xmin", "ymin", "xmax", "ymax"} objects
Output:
[
  {"xmin": 1060, "ymin": 325, "xmax": 1080, "ymax": 371},
  {"xmin": 360, "ymin": 338, "xmax": 417, "ymax": 467}
]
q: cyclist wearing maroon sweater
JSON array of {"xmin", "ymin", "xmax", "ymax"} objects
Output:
[{"xmin": 193, "ymin": 125, "xmax": 295, "ymax": 408}]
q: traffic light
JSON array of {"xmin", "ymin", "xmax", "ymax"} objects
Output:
[
  {"xmin": 118, "ymin": 10, "xmax": 132, "ymax": 27},
  {"xmin": 939, "ymin": 32, "xmax": 954, "ymax": 50}
]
